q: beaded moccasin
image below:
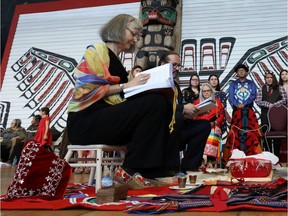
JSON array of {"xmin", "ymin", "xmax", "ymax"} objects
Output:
[{"xmin": 114, "ymin": 167, "xmax": 154, "ymax": 190}]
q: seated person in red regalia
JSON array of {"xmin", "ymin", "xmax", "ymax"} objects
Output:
[{"xmin": 193, "ymin": 83, "xmax": 224, "ymax": 168}]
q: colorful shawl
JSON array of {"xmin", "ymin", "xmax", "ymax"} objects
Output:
[{"xmin": 68, "ymin": 43, "xmax": 125, "ymax": 112}]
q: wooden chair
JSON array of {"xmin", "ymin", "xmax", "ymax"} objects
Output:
[
  {"xmin": 265, "ymin": 105, "xmax": 288, "ymax": 154},
  {"xmin": 64, "ymin": 144, "xmax": 126, "ymax": 192}
]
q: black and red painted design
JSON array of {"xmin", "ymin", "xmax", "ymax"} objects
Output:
[
  {"xmin": 1, "ymin": 35, "xmax": 286, "ymax": 134},
  {"xmin": 180, "ymin": 37, "xmax": 236, "ymax": 85},
  {"xmin": 179, "ymin": 36, "xmax": 287, "ymax": 137},
  {"xmin": 8, "ymin": 47, "xmax": 77, "ymax": 132}
]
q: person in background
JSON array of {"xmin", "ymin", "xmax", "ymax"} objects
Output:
[
  {"xmin": 181, "ymin": 74, "xmax": 200, "ymax": 104},
  {"xmin": 7, "ymin": 115, "xmax": 42, "ymax": 164},
  {"xmin": 158, "ymin": 51, "xmax": 211, "ymax": 174},
  {"xmin": 128, "ymin": 65, "xmax": 143, "ymax": 81},
  {"xmin": 0, "ymin": 119, "xmax": 27, "ymax": 162},
  {"xmin": 66, "ymin": 14, "xmax": 173, "ymax": 189},
  {"xmin": 228, "ymin": 64, "xmax": 257, "ymax": 111},
  {"xmin": 34, "ymin": 107, "xmax": 53, "ymax": 148},
  {"xmin": 208, "ymin": 74, "xmax": 227, "ymax": 133},
  {"xmin": 279, "ymin": 69, "xmax": 288, "ymax": 97},
  {"xmin": 193, "ymin": 83, "xmax": 224, "ymax": 168},
  {"xmin": 223, "ymin": 64, "xmax": 262, "ymax": 165},
  {"xmin": 255, "ymin": 71, "xmax": 287, "ymax": 156},
  {"xmin": 26, "ymin": 115, "xmax": 42, "ymax": 141}
]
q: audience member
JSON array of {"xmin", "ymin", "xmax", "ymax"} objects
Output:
[
  {"xmin": 181, "ymin": 74, "xmax": 200, "ymax": 104},
  {"xmin": 208, "ymin": 74, "xmax": 227, "ymax": 133},
  {"xmin": 193, "ymin": 83, "xmax": 224, "ymax": 168},
  {"xmin": 158, "ymin": 51, "xmax": 211, "ymax": 174},
  {"xmin": 279, "ymin": 69, "xmax": 288, "ymax": 96},
  {"xmin": 66, "ymin": 14, "xmax": 173, "ymax": 189},
  {"xmin": 128, "ymin": 65, "xmax": 143, "ymax": 81},
  {"xmin": 255, "ymin": 71, "xmax": 287, "ymax": 156},
  {"xmin": 34, "ymin": 107, "xmax": 53, "ymax": 147},
  {"xmin": 0, "ymin": 119, "xmax": 27, "ymax": 162},
  {"xmin": 7, "ymin": 115, "xmax": 42, "ymax": 164},
  {"xmin": 223, "ymin": 64, "xmax": 262, "ymax": 165},
  {"xmin": 26, "ymin": 115, "xmax": 42, "ymax": 140}
]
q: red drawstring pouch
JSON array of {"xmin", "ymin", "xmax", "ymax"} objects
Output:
[{"xmin": 3, "ymin": 140, "xmax": 72, "ymax": 201}]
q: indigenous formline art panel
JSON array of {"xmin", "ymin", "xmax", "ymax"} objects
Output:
[
  {"xmin": 201, "ymin": 37, "xmax": 236, "ymax": 74},
  {"xmin": 219, "ymin": 37, "xmax": 236, "ymax": 71},
  {"xmin": 10, "ymin": 48, "xmax": 77, "ymax": 132},
  {"xmin": 179, "ymin": 37, "xmax": 236, "ymax": 86},
  {"xmin": 181, "ymin": 39, "xmax": 197, "ymax": 72},
  {"xmin": 222, "ymin": 36, "xmax": 287, "ymax": 90},
  {"xmin": 222, "ymin": 36, "xmax": 287, "ymax": 123},
  {"xmin": 179, "ymin": 36, "xmax": 287, "ymax": 136},
  {"xmin": 0, "ymin": 101, "xmax": 11, "ymax": 129},
  {"xmin": 135, "ymin": 0, "xmax": 180, "ymax": 70},
  {"xmin": 3, "ymin": 36, "xmax": 286, "ymax": 134},
  {"xmin": 179, "ymin": 36, "xmax": 287, "ymax": 89},
  {"xmin": 120, "ymin": 52, "xmax": 135, "ymax": 73},
  {"xmin": 200, "ymin": 38, "xmax": 217, "ymax": 72}
]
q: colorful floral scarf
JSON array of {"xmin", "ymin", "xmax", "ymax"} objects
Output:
[{"xmin": 68, "ymin": 43, "xmax": 125, "ymax": 112}]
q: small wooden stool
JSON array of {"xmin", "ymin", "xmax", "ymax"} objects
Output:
[{"xmin": 64, "ymin": 144, "xmax": 126, "ymax": 192}]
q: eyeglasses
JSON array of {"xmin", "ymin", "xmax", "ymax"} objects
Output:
[
  {"xmin": 202, "ymin": 90, "xmax": 212, "ymax": 93},
  {"xmin": 191, "ymin": 79, "xmax": 199, "ymax": 81},
  {"xmin": 164, "ymin": 61, "xmax": 182, "ymax": 70},
  {"xmin": 126, "ymin": 27, "xmax": 141, "ymax": 41},
  {"xmin": 172, "ymin": 63, "xmax": 182, "ymax": 69}
]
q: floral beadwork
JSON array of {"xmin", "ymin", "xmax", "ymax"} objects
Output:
[
  {"xmin": 114, "ymin": 167, "xmax": 132, "ymax": 184},
  {"xmin": 133, "ymin": 173, "xmax": 151, "ymax": 186},
  {"xmin": 4, "ymin": 140, "xmax": 67, "ymax": 199}
]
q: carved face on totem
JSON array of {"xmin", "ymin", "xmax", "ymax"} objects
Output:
[
  {"xmin": 135, "ymin": 0, "xmax": 179, "ymax": 70},
  {"xmin": 141, "ymin": 0, "xmax": 178, "ymax": 26}
]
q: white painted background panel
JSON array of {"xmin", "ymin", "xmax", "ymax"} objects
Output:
[
  {"xmin": 181, "ymin": 0, "xmax": 287, "ymax": 125},
  {"xmin": 1, "ymin": 2, "xmax": 141, "ymax": 129},
  {"xmin": 182, "ymin": 0, "xmax": 287, "ymax": 73},
  {"xmin": 8, "ymin": 3, "xmax": 141, "ymax": 66},
  {"xmin": 1, "ymin": 0, "xmax": 287, "ymax": 133}
]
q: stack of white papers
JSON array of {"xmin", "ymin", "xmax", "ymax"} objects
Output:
[{"xmin": 124, "ymin": 64, "xmax": 174, "ymax": 98}]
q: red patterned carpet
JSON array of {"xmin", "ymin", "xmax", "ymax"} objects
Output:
[{"xmin": 1, "ymin": 179, "xmax": 287, "ymax": 214}]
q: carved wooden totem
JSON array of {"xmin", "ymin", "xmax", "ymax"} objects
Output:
[{"xmin": 135, "ymin": 0, "xmax": 181, "ymax": 70}]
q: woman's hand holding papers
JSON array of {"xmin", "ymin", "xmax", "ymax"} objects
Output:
[{"xmin": 125, "ymin": 73, "xmax": 151, "ymax": 88}]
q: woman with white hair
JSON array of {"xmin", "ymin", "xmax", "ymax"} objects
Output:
[{"xmin": 193, "ymin": 83, "xmax": 224, "ymax": 168}]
